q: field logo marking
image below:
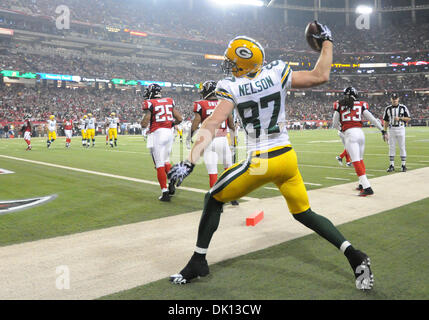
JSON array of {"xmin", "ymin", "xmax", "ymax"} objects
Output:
[
  {"xmin": 0, "ymin": 168, "xmax": 14, "ymax": 174},
  {"xmin": 0, "ymin": 194, "xmax": 57, "ymax": 215}
]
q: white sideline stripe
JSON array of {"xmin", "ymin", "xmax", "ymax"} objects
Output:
[
  {"xmin": 296, "ymin": 149, "xmax": 429, "ymax": 158},
  {"xmin": 301, "ymin": 164, "xmax": 386, "ymax": 172},
  {"xmin": 325, "ymin": 177, "xmax": 351, "ymax": 181},
  {"xmin": 304, "ymin": 182, "xmax": 323, "ymax": 186},
  {"xmin": 0, "ymin": 155, "xmax": 257, "ymax": 201},
  {"xmin": 419, "ymin": 160, "xmax": 429, "ymax": 163},
  {"xmin": 264, "ymin": 187, "xmax": 278, "ymax": 191}
]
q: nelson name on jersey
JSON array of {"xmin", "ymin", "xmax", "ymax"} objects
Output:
[{"xmin": 238, "ymin": 76, "xmax": 275, "ymax": 96}]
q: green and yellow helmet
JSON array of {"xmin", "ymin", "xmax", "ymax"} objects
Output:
[{"xmin": 221, "ymin": 36, "xmax": 265, "ymax": 78}]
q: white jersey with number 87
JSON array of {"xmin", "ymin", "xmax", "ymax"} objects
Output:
[{"xmin": 215, "ymin": 60, "xmax": 293, "ymax": 153}]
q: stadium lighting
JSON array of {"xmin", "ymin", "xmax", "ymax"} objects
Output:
[
  {"xmin": 355, "ymin": 5, "xmax": 373, "ymax": 14},
  {"xmin": 210, "ymin": 0, "xmax": 265, "ymax": 7}
]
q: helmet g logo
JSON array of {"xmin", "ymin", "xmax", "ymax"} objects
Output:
[{"xmin": 235, "ymin": 47, "xmax": 253, "ymax": 59}]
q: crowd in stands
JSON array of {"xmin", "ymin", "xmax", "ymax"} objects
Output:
[
  {"xmin": 0, "ymin": 0, "xmax": 428, "ymax": 135},
  {"xmin": 1, "ymin": 44, "xmax": 428, "ymax": 88},
  {"xmin": 0, "ymin": 85, "xmax": 199, "ymax": 125},
  {"xmin": 1, "ymin": 84, "xmax": 428, "ymax": 131}
]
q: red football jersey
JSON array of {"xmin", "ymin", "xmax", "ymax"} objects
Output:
[
  {"xmin": 24, "ymin": 119, "xmax": 31, "ymax": 132},
  {"xmin": 334, "ymin": 100, "xmax": 369, "ymax": 132},
  {"xmin": 64, "ymin": 120, "xmax": 73, "ymax": 130},
  {"xmin": 143, "ymin": 98, "xmax": 175, "ymax": 133},
  {"xmin": 193, "ymin": 99, "xmax": 227, "ymax": 137}
]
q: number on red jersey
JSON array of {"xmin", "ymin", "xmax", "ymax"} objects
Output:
[
  {"xmin": 143, "ymin": 98, "xmax": 176, "ymax": 133},
  {"xmin": 334, "ymin": 100, "xmax": 369, "ymax": 131},
  {"xmin": 193, "ymin": 100, "xmax": 227, "ymax": 129}
]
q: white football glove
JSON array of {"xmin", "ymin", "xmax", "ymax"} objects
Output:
[
  {"xmin": 167, "ymin": 160, "xmax": 195, "ymax": 187},
  {"xmin": 313, "ymin": 21, "xmax": 333, "ymax": 43}
]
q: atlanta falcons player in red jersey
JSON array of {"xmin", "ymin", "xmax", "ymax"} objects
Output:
[
  {"xmin": 191, "ymin": 80, "xmax": 238, "ymax": 205},
  {"xmin": 141, "ymin": 84, "xmax": 183, "ymax": 202},
  {"xmin": 20, "ymin": 114, "xmax": 32, "ymax": 151},
  {"xmin": 64, "ymin": 119, "xmax": 73, "ymax": 148},
  {"xmin": 332, "ymin": 87, "xmax": 388, "ymax": 196}
]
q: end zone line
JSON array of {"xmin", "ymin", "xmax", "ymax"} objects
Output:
[{"xmin": 0, "ymin": 155, "xmax": 257, "ymax": 201}]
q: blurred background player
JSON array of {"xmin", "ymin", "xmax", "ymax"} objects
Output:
[
  {"xmin": 191, "ymin": 80, "xmax": 238, "ymax": 205},
  {"xmin": 383, "ymin": 93, "xmax": 411, "ymax": 172},
  {"xmin": 63, "ymin": 118, "xmax": 73, "ymax": 148},
  {"xmin": 20, "ymin": 114, "xmax": 32, "ymax": 151},
  {"xmin": 332, "ymin": 87, "xmax": 388, "ymax": 196},
  {"xmin": 46, "ymin": 115, "xmax": 57, "ymax": 148},
  {"xmin": 80, "ymin": 115, "xmax": 88, "ymax": 147},
  {"xmin": 86, "ymin": 113, "xmax": 96, "ymax": 147},
  {"xmin": 184, "ymin": 120, "xmax": 193, "ymax": 150},
  {"xmin": 107, "ymin": 112, "xmax": 119, "ymax": 147},
  {"xmin": 174, "ymin": 122, "xmax": 184, "ymax": 143},
  {"xmin": 141, "ymin": 84, "xmax": 183, "ymax": 202}
]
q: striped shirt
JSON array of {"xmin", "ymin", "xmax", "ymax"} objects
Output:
[{"xmin": 383, "ymin": 104, "xmax": 410, "ymax": 128}]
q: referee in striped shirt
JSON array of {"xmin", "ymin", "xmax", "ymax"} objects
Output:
[{"xmin": 383, "ymin": 93, "xmax": 411, "ymax": 172}]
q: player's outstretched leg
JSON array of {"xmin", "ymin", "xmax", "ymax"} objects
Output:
[
  {"xmin": 293, "ymin": 208, "xmax": 374, "ymax": 290},
  {"xmin": 170, "ymin": 192, "xmax": 223, "ymax": 284}
]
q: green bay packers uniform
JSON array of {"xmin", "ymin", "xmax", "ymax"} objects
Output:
[
  {"xmin": 107, "ymin": 114, "xmax": 119, "ymax": 147},
  {"xmin": 47, "ymin": 116, "xmax": 56, "ymax": 148},
  {"xmin": 169, "ymin": 33, "xmax": 374, "ymax": 291},
  {"xmin": 80, "ymin": 116, "xmax": 87, "ymax": 146},
  {"xmin": 213, "ymin": 60, "xmax": 309, "ymax": 214},
  {"xmin": 87, "ymin": 115, "xmax": 96, "ymax": 146}
]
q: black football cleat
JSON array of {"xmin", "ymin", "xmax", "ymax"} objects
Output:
[
  {"xmin": 346, "ymin": 249, "xmax": 374, "ymax": 290},
  {"xmin": 170, "ymin": 255, "xmax": 209, "ymax": 284},
  {"xmin": 336, "ymin": 156, "xmax": 343, "ymax": 166},
  {"xmin": 401, "ymin": 165, "xmax": 407, "ymax": 172},
  {"xmin": 359, "ymin": 187, "xmax": 374, "ymax": 197},
  {"xmin": 387, "ymin": 165, "xmax": 395, "ymax": 172},
  {"xmin": 356, "ymin": 184, "xmax": 363, "ymax": 191},
  {"xmin": 230, "ymin": 200, "xmax": 239, "ymax": 206},
  {"xmin": 159, "ymin": 191, "xmax": 171, "ymax": 202}
]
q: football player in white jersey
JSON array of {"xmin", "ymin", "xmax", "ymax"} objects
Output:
[
  {"xmin": 47, "ymin": 115, "xmax": 57, "ymax": 148},
  {"xmin": 168, "ymin": 25, "xmax": 374, "ymax": 290},
  {"xmin": 87, "ymin": 113, "xmax": 96, "ymax": 147},
  {"xmin": 107, "ymin": 112, "xmax": 119, "ymax": 147}
]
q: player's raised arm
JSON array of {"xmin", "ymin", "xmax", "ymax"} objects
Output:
[{"xmin": 292, "ymin": 22, "xmax": 333, "ymax": 89}]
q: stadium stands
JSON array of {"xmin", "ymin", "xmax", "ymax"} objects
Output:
[{"xmin": 0, "ymin": 0, "xmax": 428, "ymax": 130}]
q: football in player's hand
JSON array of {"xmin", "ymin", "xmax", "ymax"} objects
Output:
[{"xmin": 305, "ymin": 21, "xmax": 323, "ymax": 52}]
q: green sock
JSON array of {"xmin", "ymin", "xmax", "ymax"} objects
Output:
[
  {"xmin": 195, "ymin": 192, "xmax": 224, "ymax": 251},
  {"xmin": 293, "ymin": 208, "xmax": 346, "ymax": 249}
]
